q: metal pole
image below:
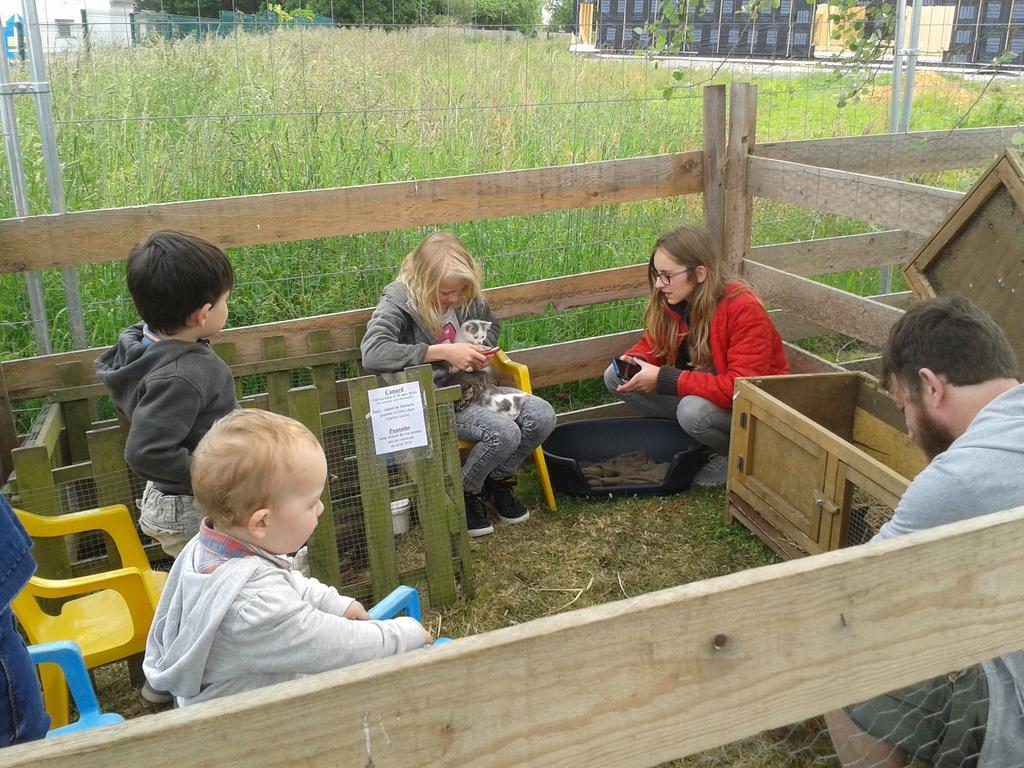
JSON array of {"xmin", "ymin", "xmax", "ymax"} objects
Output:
[
  {"xmin": 888, "ymin": 0, "xmax": 905, "ymax": 134},
  {"xmin": 21, "ymin": 0, "xmax": 88, "ymax": 349},
  {"xmin": 900, "ymin": 0, "xmax": 923, "ymax": 132},
  {"xmin": 880, "ymin": 0, "xmax": 908, "ymax": 295},
  {"xmin": 0, "ymin": 31, "xmax": 52, "ymax": 354}
]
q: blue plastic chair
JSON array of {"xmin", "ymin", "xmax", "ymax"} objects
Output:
[
  {"xmin": 27, "ymin": 641, "xmax": 125, "ymax": 738},
  {"xmin": 368, "ymin": 586, "xmax": 450, "ymax": 645}
]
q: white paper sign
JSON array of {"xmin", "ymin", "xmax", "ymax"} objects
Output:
[{"xmin": 367, "ymin": 381, "xmax": 429, "ymax": 455}]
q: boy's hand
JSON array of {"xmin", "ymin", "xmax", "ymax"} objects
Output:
[
  {"xmin": 343, "ymin": 601, "xmax": 371, "ymax": 621},
  {"xmin": 616, "ymin": 356, "xmax": 659, "ymax": 394}
]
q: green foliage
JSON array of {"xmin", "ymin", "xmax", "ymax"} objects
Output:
[
  {"xmin": 545, "ymin": 0, "xmax": 574, "ymax": 30},
  {"xmin": 472, "ymin": 0, "xmax": 542, "ymax": 30}
]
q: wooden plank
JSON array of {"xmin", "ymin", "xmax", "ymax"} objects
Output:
[
  {"xmin": 262, "ymin": 337, "xmax": 290, "ymax": 415},
  {"xmin": 2, "ymin": 266, "xmax": 651, "ymax": 401},
  {"xmin": 782, "ymin": 342, "xmax": 844, "ymax": 374},
  {"xmin": 87, "ymin": 426, "xmax": 132, "ymax": 512},
  {"xmin": 396, "ymin": 365, "xmax": 457, "ymax": 607},
  {"xmin": 769, "ymin": 291, "xmax": 915, "ymax": 343},
  {"xmin": 748, "ymin": 155, "xmax": 964, "ymax": 236},
  {"xmin": 702, "ymin": 84, "xmax": 727, "ymax": 259},
  {"xmin": 345, "ymin": 375, "xmax": 400, "ymax": 602},
  {"xmin": 750, "ymin": 230, "xmax": 926, "ymax": 277},
  {"xmin": 307, "ymin": 330, "xmax": 339, "ymax": 413},
  {"xmin": 842, "ymin": 356, "xmax": 883, "ymax": 376},
  {"xmin": 0, "ymin": 365, "xmax": 16, "ymax": 481},
  {"xmin": 289, "ymin": 386, "xmax": 342, "ymax": 591},
  {"xmin": 724, "ymin": 83, "xmax": 757, "ymax": 271},
  {"xmin": 754, "ymin": 126, "xmax": 1020, "ymax": 175},
  {"xmin": 10, "ymin": 506, "xmax": 1024, "ymax": 768},
  {"xmin": 55, "ymin": 362, "xmax": 91, "ymax": 464},
  {"xmin": 745, "ymin": 260, "xmax": 905, "ymax": 347},
  {"xmin": 11, "ymin": 445, "xmax": 70, "ymax": 580},
  {"xmin": 212, "ymin": 342, "xmax": 244, "ymax": 401},
  {"xmin": 0, "ymin": 153, "xmax": 703, "ymax": 275},
  {"xmin": 509, "ymin": 331, "xmax": 643, "ymax": 390},
  {"xmin": 436, "ymin": 400, "xmax": 474, "ymax": 598}
]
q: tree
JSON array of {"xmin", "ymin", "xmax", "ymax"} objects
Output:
[
  {"xmin": 471, "ymin": 0, "xmax": 541, "ymax": 31},
  {"xmin": 546, "ymin": 0, "xmax": 574, "ymax": 31}
]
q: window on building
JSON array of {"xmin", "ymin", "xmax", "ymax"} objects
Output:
[
  {"xmin": 55, "ymin": 18, "xmax": 74, "ymax": 38},
  {"xmin": 986, "ymin": 2, "xmax": 1001, "ymax": 19},
  {"xmin": 1011, "ymin": 35, "xmax": 1024, "ymax": 53},
  {"xmin": 794, "ymin": 31, "xmax": 808, "ymax": 44},
  {"xmin": 780, "ymin": 0, "xmax": 791, "ymax": 13},
  {"xmin": 795, "ymin": 9, "xmax": 809, "ymax": 22},
  {"xmin": 692, "ymin": 26, "xmax": 703, "ymax": 41},
  {"xmin": 955, "ymin": 29, "xmax": 973, "ymax": 43},
  {"xmin": 959, "ymin": 5, "xmax": 976, "ymax": 19},
  {"xmin": 766, "ymin": 28, "xmax": 778, "ymax": 45},
  {"xmin": 722, "ymin": 0, "xmax": 733, "ymax": 13},
  {"xmin": 727, "ymin": 27, "xmax": 739, "ymax": 42},
  {"xmin": 601, "ymin": 0, "xmax": 611, "ymax": 13},
  {"xmin": 1013, "ymin": 2, "xmax": 1024, "ymax": 21},
  {"xmin": 634, "ymin": 0, "xmax": 645, "ymax": 15},
  {"xmin": 623, "ymin": 27, "xmax": 633, "ymax": 43},
  {"xmin": 985, "ymin": 35, "xmax": 1000, "ymax": 53}
]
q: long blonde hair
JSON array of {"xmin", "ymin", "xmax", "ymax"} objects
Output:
[
  {"xmin": 398, "ymin": 232, "xmax": 482, "ymax": 336},
  {"xmin": 642, "ymin": 225, "xmax": 742, "ymax": 369}
]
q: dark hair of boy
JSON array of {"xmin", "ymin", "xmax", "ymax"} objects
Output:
[
  {"xmin": 127, "ymin": 231, "xmax": 235, "ymax": 334},
  {"xmin": 881, "ymin": 295, "xmax": 1019, "ymax": 399}
]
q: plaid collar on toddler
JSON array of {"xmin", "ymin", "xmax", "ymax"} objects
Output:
[{"xmin": 195, "ymin": 518, "xmax": 292, "ymax": 574}]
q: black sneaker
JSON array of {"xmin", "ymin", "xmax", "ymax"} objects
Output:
[
  {"xmin": 464, "ymin": 493, "xmax": 494, "ymax": 537},
  {"xmin": 485, "ymin": 476, "xmax": 530, "ymax": 525}
]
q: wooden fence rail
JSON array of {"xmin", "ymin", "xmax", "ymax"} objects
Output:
[
  {"xmin": 7, "ymin": 506, "xmax": 1024, "ymax": 768},
  {"xmin": 0, "ymin": 153, "xmax": 703, "ymax": 275}
]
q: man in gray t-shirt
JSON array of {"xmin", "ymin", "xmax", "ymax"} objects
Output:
[{"xmin": 826, "ymin": 296, "xmax": 1024, "ymax": 768}]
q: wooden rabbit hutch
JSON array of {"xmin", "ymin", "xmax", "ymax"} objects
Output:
[
  {"xmin": 727, "ymin": 372, "xmax": 928, "ymax": 559},
  {"xmin": 4, "ymin": 84, "xmax": 1024, "ymax": 767}
]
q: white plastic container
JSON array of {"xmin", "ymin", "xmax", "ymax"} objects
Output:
[{"xmin": 390, "ymin": 498, "xmax": 411, "ymax": 535}]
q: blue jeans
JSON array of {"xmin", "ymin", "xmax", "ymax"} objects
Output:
[
  {"xmin": 455, "ymin": 391, "xmax": 557, "ymax": 494},
  {"xmin": 0, "ymin": 608, "xmax": 49, "ymax": 747},
  {"xmin": 603, "ymin": 365, "xmax": 733, "ymax": 456}
]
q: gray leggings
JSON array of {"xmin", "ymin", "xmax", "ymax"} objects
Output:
[
  {"xmin": 454, "ymin": 389, "xmax": 557, "ymax": 494},
  {"xmin": 603, "ymin": 365, "xmax": 732, "ymax": 456}
]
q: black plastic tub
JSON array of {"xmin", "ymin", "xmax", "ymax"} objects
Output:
[{"xmin": 542, "ymin": 418, "xmax": 710, "ymax": 498}]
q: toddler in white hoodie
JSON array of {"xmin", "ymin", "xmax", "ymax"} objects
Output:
[{"xmin": 143, "ymin": 408, "xmax": 431, "ymax": 706}]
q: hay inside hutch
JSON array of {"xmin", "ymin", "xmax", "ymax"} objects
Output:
[{"xmin": 726, "ymin": 372, "xmax": 928, "ymax": 559}]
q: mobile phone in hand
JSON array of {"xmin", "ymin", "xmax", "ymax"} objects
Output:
[{"xmin": 611, "ymin": 357, "xmax": 641, "ymax": 381}]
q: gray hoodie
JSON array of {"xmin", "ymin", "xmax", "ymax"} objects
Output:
[
  {"xmin": 361, "ymin": 281, "xmax": 499, "ymax": 388},
  {"xmin": 143, "ymin": 535, "xmax": 427, "ymax": 706},
  {"xmin": 94, "ymin": 323, "xmax": 237, "ymax": 495},
  {"xmin": 874, "ymin": 383, "xmax": 1024, "ymax": 768}
]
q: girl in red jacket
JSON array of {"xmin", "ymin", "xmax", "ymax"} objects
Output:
[{"xmin": 605, "ymin": 225, "xmax": 789, "ymax": 486}]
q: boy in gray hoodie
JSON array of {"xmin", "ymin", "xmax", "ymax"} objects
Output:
[
  {"xmin": 94, "ymin": 231, "xmax": 237, "ymax": 558},
  {"xmin": 144, "ymin": 409, "xmax": 430, "ymax": 706}
]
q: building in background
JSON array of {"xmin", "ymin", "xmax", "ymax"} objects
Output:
[
  {"xmin": 587, "ymin": 0, "xmax": 1024, "ymax": 64},
  {"xmin": 2, "ymin": 0, "xmax": 133, "ymax": 58}
]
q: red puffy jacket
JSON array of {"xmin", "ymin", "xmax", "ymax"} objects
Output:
[{"xmin": 624, "ymin": 281, "xmax": 789, "ymax": 410}]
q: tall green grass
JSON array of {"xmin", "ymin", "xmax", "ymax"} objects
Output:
[{"xmin": 2, "ymin": 27, "xmax": 1022, "ymax": 365}]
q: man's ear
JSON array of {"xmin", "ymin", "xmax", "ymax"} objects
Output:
[
  {"xmin": 246, "ymin": 508, "xmax": 270, "ymax": 542},
  {"xmin": 918, "ymin": 368, "xmax": 946, "ymax": 407},
  {"xmin": 185, "ymin": 302, "xmax": 213, "ymax": 329}
]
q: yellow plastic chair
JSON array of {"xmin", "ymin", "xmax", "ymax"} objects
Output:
[
  {"xmin": 458, "ymin": 350, "xmax": 557, "ymax": 511},
  {"xmin": 12, "ymin": 504, "xmax": 167, "ymax": 728}
]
